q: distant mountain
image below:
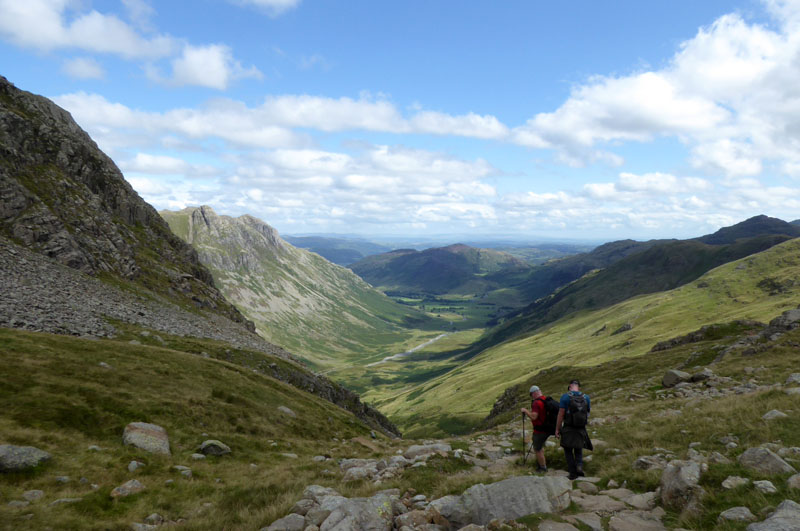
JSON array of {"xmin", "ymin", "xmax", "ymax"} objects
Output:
[
  {"xmin": 162, "ymin": 206, "xmax": 432, "ymax": 367},
  {"xmin": 0, "ymin": 75, "xmax": 249, "ymax": 328},
  {"xmin": 284, "ymin": 235, "xmax": 392, "ymax": 265},
  {"xmin": 349, "ymin": 244, "xmax": 532, "ymax": 295},
  {"xmin": 791, "ymin": 219, "xmax": 800, "ymax": 226},
  {"xmin": 695, "ymin": 214, "xmax": 800, "ymax": 244},
  {"xmin": 462, "ymin": 216, "xmax": 798, "ymax": 358}
]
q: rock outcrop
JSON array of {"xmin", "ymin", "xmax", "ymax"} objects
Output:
[{"xmin": 0, "ymin": 76, "xmax": 251, "ymax": 329}]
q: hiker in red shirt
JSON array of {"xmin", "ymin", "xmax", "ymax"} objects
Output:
[{"xmin": 520, "ymin": 385, "xmax": 551, "ymax": 473}]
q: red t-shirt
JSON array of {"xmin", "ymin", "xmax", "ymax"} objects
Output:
[{"xmin": 531, "ymin": 397, "xmax": 547, "ymax": 432}]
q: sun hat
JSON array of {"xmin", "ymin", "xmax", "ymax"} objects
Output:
[{"xmin": 529, "ymin": 385, "xmax": 540, "ymax": 394}]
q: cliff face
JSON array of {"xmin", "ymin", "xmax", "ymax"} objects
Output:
[
  {"xmin": 0, "ymin": 76, "xmax": 251, "ymax": 328},
  {"xmin": 161, "ymin": 206, "xmax": 422, "ymax": 368}
]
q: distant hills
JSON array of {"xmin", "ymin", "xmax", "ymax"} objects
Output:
[
  {"xmin": 349, "ymin": 244, "xmax": 531, "ymax": 295},
  {"xmin": 461, "ymin": 215, "xmax": 800, "ymax": 358},
  {"xmin": 284, "ymin": 235, "xmax": 393, "ymax": 265},
  {"xmin": 162, "ymin": 206, "xmax": 435, "ymax": 368}
]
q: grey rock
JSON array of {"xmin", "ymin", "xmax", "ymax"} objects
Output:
[
  {"xmin": 608, "ymin": 511, "xmax": 666, "ymax": 531},
  {"xmin": 302, "ymin": 485, "xmax": 341, "ymax": 502},
  {"xmin": 49, "ymin": 497, "xmax": 82, "ymax": 506},
  {"xmin": 7, "ymin": 500, "xmax": 29, "ymax": 508},
  {"xmin": 144, "ymin": 513, "xmax": 164, "ymax": 525},
  {"xmin": 110, "ymin": 479, "xmax": 145, "ymax": 498},
  {"xmin": 0, "ymin": 444, "xmax": 51, "ymax": 472},
  {"xmin": 660, "ymin": 460, "xmax": 703, "ymax": 512},
  {"xmin": 785, "ymin": 388, "xmax": 800, "ymax": 395},
  {"xmin": 722, "ymin": 476, "xmax": 750, "ymax": 489},
  {"xmin": 88, "ymin": 445, "xmax": 102, "ymax": 451},
  {"xmin": 55, "ymin": 475, "xmax": 70, "ymax": 483},
  {"xmin": 573, "ymin": 494, "xmax": 627, "ymax": 512},
  {"xmin": 191, "ymin": 453, "xmax": 206, "ymax": 460},
  {"xmin": 754, "ymin": 480, "xmax": 778, "ymax": 494},
  {"xmin": 319, "ymin": 492, "xmax": 395, "ymax": 530},
  {"xmin": 266, "ymin": 513, "xmax": 305, "ymax": 531},
  {"xmin": 719, "ymin": 506, "xmax": 757, "ymax": 522},
  {"xmin": 123, "ymin": 422, "xmax": 170, "ymax": 455},
  {"xmin": 762, "ymin": 410, "xmax": 788, "ymax": 420},
  {"xmin": 786, "ymin": 373, "xmax": 800, "ymax": 386},
  {"xmin": 131, "ymin": 524, "xmax": 158, "ymax": 531},
  {"xmin": 281, "ymin": 453, "xmax": 298, "ymax": 459},
  {"xmin": 747, "ymin": 499, "xmax": 800, "ymax": 530},
  {"xmin": 128, "ymin": 460, "xmax": 145, "ymax": 473},
  {"xmin": 577, "ymin": 482, "xmax": 598, "ymax": 494},
  {"xmin": 567, "ymin": 512, "xmax": 603, "ymax": 531},
  {"xmin": 739, "ymin": 448, "xmax": 797, "ymax": 475},
  {"xmin": 788, "ymin": 474, "xmax": 800, "ymax": 490},
  {"xmin": 404, "ymin": 443, "xmax": 451, "ymax": 460},
  {"xmin": 290, "ymin": 497, "xmax": 315, "ymax": 516},
  {"xmin": 632, "ymin": 455, "xmax": 668, "ymax": 471},
  {"xmin": 770, "ymin": 310, "xmax": 800, "ymax": 329},
  {"xmin": 437, "ymin": 476, "xmax": 571, "ymax": 528},
  {"xmin": 198, "ymin": 439, "xmax": 231, "ymax": 456},
  {"xmin": 662, "ymin": 370, "xmax": 691, "ymax": 388},
  {"xmin": 277, "ymin": 406, "xmax": 297, "ymax": 418},
  {"xmin": 690, "ymin": 368, "xmax": 714, "ymax": 382},
  {"xmin": 538, "ymin": 522, "xmax": 579, "ymax": 531},
  {"xmin": 23, "ymin": 490, "xmax": 44, "ymax": 502},
  {"xmin": 709, "ymin": 451, "xmax": 732, "ymax": 464}
]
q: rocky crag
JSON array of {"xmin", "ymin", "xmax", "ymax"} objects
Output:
[
  {"xmin": 0, "ymin": 75, "xmax": 248, "ymax": 327},
  {"xmin": 161, "ymin": 206, "xmax": 423, "ymax": 367}
]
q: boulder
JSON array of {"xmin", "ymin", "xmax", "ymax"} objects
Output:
[
  {"xmin": 739, "ymin": 448, "xmax": 797, "ymax": 475},
  {"xmin": 0, "ymin": 444, "xmax": 51, "ymax": 472},
  {"xmin": 608, "ymin": 511, "xmax": 666, "ymax": 531},
  {"xmin": 266, "ymin": 513, "xmax": 305, "ymax": 531},
  {"xmin": 198, "ymin": 440, "xmax": 231, "ymax": 456},
  {"xmin": 662, "ymin": 370, "xmax": 690, "ymax": 388},
  {"xmin": 122, "ymin": 422, "xmax": 170, "ymax": 455},
  {"xmin": 567, "ymin": 513, "xmax": 603, "ymax": 531},
  {"xmin": 110, "ymin": 479, "xmax": 145, "ymax": 498},
  {"xmin": 573, "ymin": 494, "xmax": 627, "ymax": 512},
  {"xmin": 660, "ymin": 460, "xmax": 703, "ymax": 513},
  {"xmin": 754, "ymin": 480, "xmax": 778, "ymax": 494},
  {"xmin": 788, "ymin": 474, "xmax": 800, "ymax": 490},
  {"xmin": 539, "ymin": 522, "xmax": 579, "ymax": 531},
  {"xmin": 277, "ymin": 406, "xmax": 296, "ymax": 418},
  {"xmin": 747, "ymin": 499, "xmax": 800, "ymax": 531},
  {"xmin": 762, "ymin": 410, "xmax": 788, "ymax": 421},
  {"xmin": 436, "ymin": 476, "xmax": 571, "ymax": 528},
  {"xmin": 770, "ymin": 309, "xmax": 800, "ymax": 329},
  {"xmin": 632, "ymin": 455, "xmax": 668, "ymax": 471},
  {"xmin": 722, "ymin": 476, "xmax": 749, "ymax": 489},
  {"xmin": 719, "ymin": 507, "xmax": 756, "ymax": 522},
  {"xmin": 709, "ymin": 451, "xmax": 732, "ymax": 465},
  {"xmin": 319, "ymin": 492, "xmax": 395, "ymax": 530},
  {"xmin": 786, "ymin": 373, "xmax": 800, "ymax": 386},
  {"xmin": 403, "ymin": 443, "xmax": 451, "ymax": 460}
]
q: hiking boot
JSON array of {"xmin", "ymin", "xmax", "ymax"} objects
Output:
[
  {"xmin": 577, "ymin": 467, "xmax": 585, "ymax": 477},
  {"xmin": 568, "ymin": 473, "xmax": 578, "ymax": 480},
  {"xmin": 535, "ymin": 465, "xmax": 547, "ymax": 473}
]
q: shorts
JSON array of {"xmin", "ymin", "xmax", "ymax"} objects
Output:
[{"xmin": 533, "ymin": 431, "xmax": 550, "ymax": 451}]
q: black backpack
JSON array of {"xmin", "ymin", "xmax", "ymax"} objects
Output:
[
  {"xmin": 565, "ymin": 392, "xmax": 588, "ymax": 428},
  {"xmin": 534, "ymin": 396, "xmax": 560, "ymax": 435}
]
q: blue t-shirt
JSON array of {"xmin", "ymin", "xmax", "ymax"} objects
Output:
[{"xmin": 560, "ymin": 391, "xmax": 590, "ymax": 413}]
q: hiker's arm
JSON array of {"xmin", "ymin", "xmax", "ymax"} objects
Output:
[
  {"xmin": 555, "ymin": 408, "xmax": 566, "ymax": 437},
  {"xmin": 520, "ymin": 408, "xmax": 538, "ymax": 422}
]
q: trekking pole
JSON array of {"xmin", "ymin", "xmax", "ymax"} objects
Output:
[{"xmin": 521, "ymin": 412, "xmax": 526, "ymax": 464}]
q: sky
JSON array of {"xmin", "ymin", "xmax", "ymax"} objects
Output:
[{"xmin": 2, "ymin": 0, "xmax": 800, "ymax": 241}]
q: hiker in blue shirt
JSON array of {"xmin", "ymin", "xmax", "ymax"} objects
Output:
[{"xmin": 555, "ymin": 379, "xmax": 593, "ymax": 480}]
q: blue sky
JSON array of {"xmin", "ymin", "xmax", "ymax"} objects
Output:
[{"xmin": 2, "ymin": 0, "xmax": 799, "ymax": 240}]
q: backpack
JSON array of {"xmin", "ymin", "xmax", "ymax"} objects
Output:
[
  {"xmin": 565, "ymin": 392, "xmax": 588, "ymax": 428},
  {"xmin": 533, "ymin": 396, "xmax": 560, "ymax": 435}
]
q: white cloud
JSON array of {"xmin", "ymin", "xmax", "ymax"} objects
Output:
[
  {"xmin": 62, "ymin": 57, "xmax": 104, "ymax": 79},
  {"xmin": 0, "ymin": 0, "xmax": 174, "ymax": 58},
  {"xmin": 167, "ymin": 44, "xmax": 263, "ymax": 90},
  {"xmin": 0, "ymin": 0, "xmax": 260, "ymax": 90},
  {"xmin": 508, "ymin": 1, "xmax": 800, "ymax": 178},
  {"xmin": 232, "ymin": 0, "xmax": 302, "ymax": 16}
]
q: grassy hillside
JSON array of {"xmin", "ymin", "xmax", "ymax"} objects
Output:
[
  {"xmin": 468, "ymin": 233, "xmax": 794, "ymax": 356},
  {"xmin": 161, "ymin": 207, "xmax": 444, "ymax": 369},
  {"xmin": 372, "ymin": 237, "xmax": 800, "ymax": 437},
  {"xmin": 0, "ymin": 328, "xmax": 384, "ymax": 530}
]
